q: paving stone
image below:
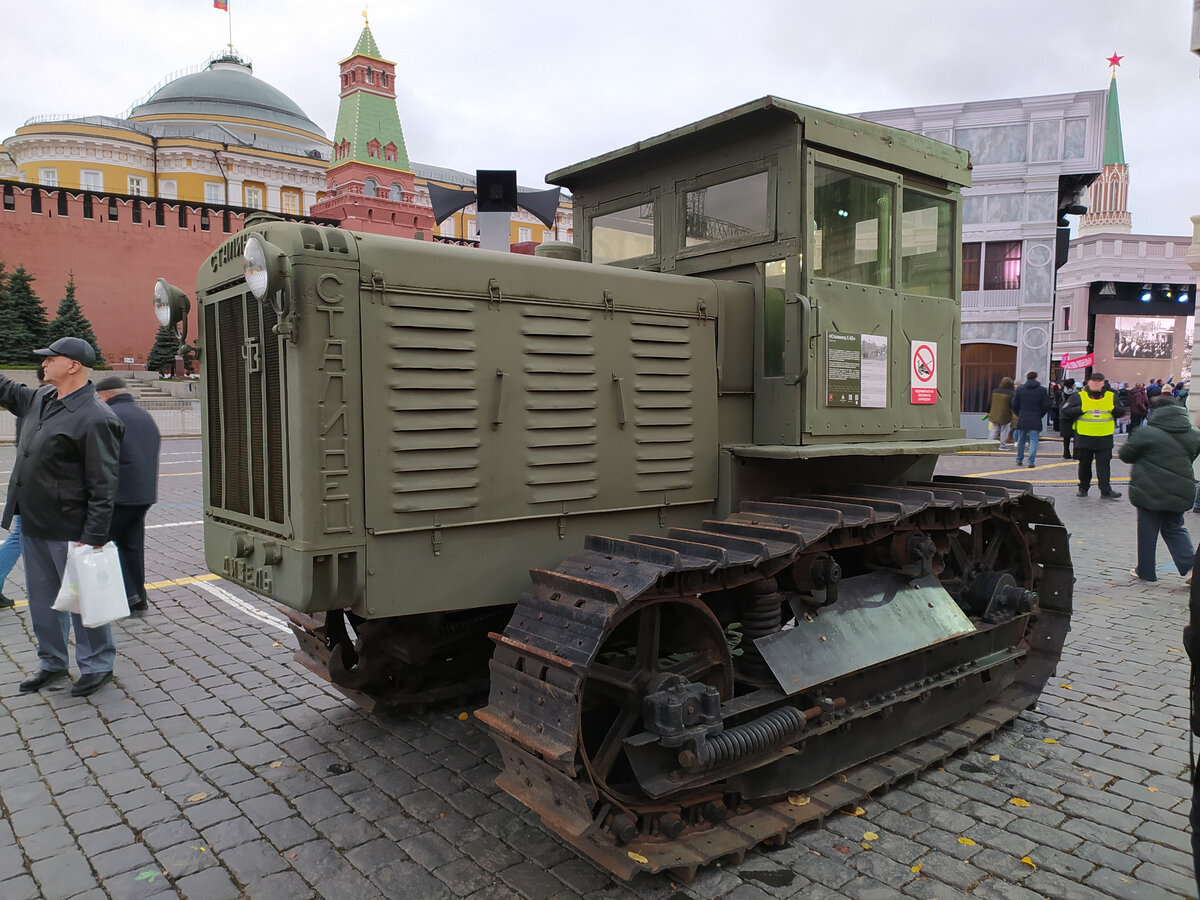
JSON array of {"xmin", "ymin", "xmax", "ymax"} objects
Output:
[
  {"xmin": 217, "ymin": 838, "xmax": 289, "ymax": 883},
  {"xmin": 200, "ymin": 814, "xmax": 261, "ymax": 852},
  {"xmin": 241, "ymin": 869, "xmax": 315, "ymax": 900},
  {"xmin": 260, "ymin": 816, "xmax": 319, "ymax": 852},
  {"xmin": 172, "ymin": 865, "xmax": 242, "ymax": 900},
  {"xmin": 0, "ymin": 874, "xmax": 43, "ymax": 900}
]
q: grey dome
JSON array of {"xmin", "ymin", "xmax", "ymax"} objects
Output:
[{"xmin": 130, "ymin": 59, "xmax": 325, "ymax": 139}]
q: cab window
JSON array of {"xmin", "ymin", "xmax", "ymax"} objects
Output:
[
  {"xmin": 591, "ymin": 202, "xmax": 655, "ymax": 264},
  {"xmin": 901, "ymin": 189, "xmax": 954, "ymax": 298},
  {"xmin": 812, "ymin": 165, "xmax": 893, "ymax": 287}
]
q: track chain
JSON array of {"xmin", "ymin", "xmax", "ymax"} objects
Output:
[{"xmin": 476, "ymin": 477, "xmax": 1073, "ymax": 880}]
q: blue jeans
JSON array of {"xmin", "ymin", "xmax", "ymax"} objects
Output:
[
  {"xmin": 1014, "ymin": 429, "xmax": 1041, "ymax": 465},
  {"xmin": 0, "ymin": 515, "xmax": 21, "ymax": 592},
  {"xmin": 1133, "ymin": 508, "xmax": 1194, "ymax": 581}
]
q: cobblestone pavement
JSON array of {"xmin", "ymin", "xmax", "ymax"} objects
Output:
[{"xmin": 1, "ymin": 435, "xmax": 1197, "ymax": 899}]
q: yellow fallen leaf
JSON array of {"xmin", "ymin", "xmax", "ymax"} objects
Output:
[
  {"xmin": 457, "ymin": 712, "xmax": 469, "ymax": 721},
  {"xmin": 1148, "ymin": 786, "xmax": 1159, "ymax": 792},
  {"xmin": 269, "ymin": 761, "xmax": 283, "ymax": 768},
  {"xmin": 271, "ymin": 641, "xmax": 282, "ymax": 647},
  {"xmin": 788, "ymin": 794, "xmax": 811, "ymax": 806},
  {"xmin": 910, "ymin": 862, "xmax": 923, "ymax": 873},
  {"xmin": 989, "ymin": 754, "xmax": 1000, "ymax": 761},
  {"xmin": 861, "ymin": 841, "xmax": 871, "ymax": 850},
  {"xmin": 1168, "ymin": 648, "xmax": 1183, "ymax": 653},
  {"xmin": 1060, "ymin": 683, "xmax": 1072, "ymax": 689},
  {"xmin": 1021, "ymin": 856, "xmax": 1037, "ymax": 868},
  {"xmin": 187, "ymin": 792, "xmax": 208, "ymax": 803},
  {"xmin": 863, "ymin": 832, "xmax": 879, "ymax": 841},
  {"xmin": 958, "ymin": 837, "xmax": 976, "ymax": 846},
  {"xmin": 627, "ymin": 851, "xmax": 648, "ymax": 864},
  {"xmin": 1009, "ymin": 797, "xmax": 1030, "ymax": 807},
  {"xmin": 1043, "ymin": 738, "xmax": 1059, "ymax": 744},
  {"xmin": 849, "ymin": 806, "xmax": 866, "ymax": 817}
]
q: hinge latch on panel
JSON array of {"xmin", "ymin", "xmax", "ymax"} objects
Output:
[
  {"xmin": 697, "ymin": 299, "xmax": 708, "ymax": 324},
  {"xmin": 487, "ymin": 278, "xmax": 503, "ymax": 308},
  {"xmin": 602, "ymin": 290, "xmax": 615, "ymax": 319}
]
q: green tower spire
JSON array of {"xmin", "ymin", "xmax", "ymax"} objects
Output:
[
  {"xmin": 330, "ymin": 24, "xmax": 411, "ymax": 173},
  {"xmin": 1103, "ymin": 74, "xmax": 1126, "ymax": 166}
]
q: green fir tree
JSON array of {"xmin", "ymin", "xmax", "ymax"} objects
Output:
[
  {"xmin": 1, "ymin": 265, "xmax": 50, "ymax": 364},
  {"xmin": 147, "ymin": 324, "xmax": 181, "ymax": 376},
  {"xmin": 0, "ymin": 263, "xmax": 37, "ymax": 365},
  {"xmin": 46, "ymin": 273, "xmax": 104, "ymax": 366}
]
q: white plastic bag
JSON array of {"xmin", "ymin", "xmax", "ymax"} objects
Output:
[
  {"xmin": 52, "ymin": 544, "xmax": 83, "ymax": 615},
  {"xmin": 73, "ymin": 542, "xmax": 129, "ymax": 627}
]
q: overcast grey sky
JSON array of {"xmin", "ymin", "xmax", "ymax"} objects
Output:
[{"xmin": 3, "ymin": 0, "xmax": 1197, "ymax": 235}]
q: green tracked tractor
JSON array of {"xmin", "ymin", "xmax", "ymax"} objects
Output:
[{"xmin": 163, "ymin": 96, "xmax": 1072, "ymax": 880}]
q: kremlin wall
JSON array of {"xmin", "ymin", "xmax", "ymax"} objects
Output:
[{"xmin": 0, "ymin": 25, "xmax": 572, "ymax": 366}]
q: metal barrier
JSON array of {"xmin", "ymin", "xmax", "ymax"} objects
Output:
[{"xmin": 0, "ymin": 399, "xmax": 201, "ymax": 442}]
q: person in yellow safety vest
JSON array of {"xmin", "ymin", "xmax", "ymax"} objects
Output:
[{"xmin": 1060, "ymin": 371, "xmax": 1126, "ymax": 499}]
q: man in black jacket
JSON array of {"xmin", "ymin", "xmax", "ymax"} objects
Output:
[
  {"xmin": 0, "ymin": 338, "xmax": 124, "ymax": 696},
  {"xmin": 95, "ymin": 376, "xmax": 161, "ymax": 615}
]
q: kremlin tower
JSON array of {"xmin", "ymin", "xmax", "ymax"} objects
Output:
[
  {"xmin": 310, "ymin": 20, "xmax": 434, "ymax": 238},
  {"xmin": 1077, "ymin": 54, "xmax": 1132, "ymax": 235}
]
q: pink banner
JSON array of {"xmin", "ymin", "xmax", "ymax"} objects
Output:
[{"xmin": 1061, "ymin": 353, "xmax": 1094, "ymax": 370}]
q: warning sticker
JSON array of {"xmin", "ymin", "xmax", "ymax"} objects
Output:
[{"xmin": 910, "ymin": 341, "xmax": 937, "ymax": 404}]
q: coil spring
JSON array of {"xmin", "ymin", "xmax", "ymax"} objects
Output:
[
  {"xmin": 694, "ymin": 705, "xmax": 809, "ymax": 769},
  {"xmin": 736, "ymin": 579, "xmax": 783, "ymax": 684}
]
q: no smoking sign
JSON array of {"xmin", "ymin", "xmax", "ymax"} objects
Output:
[{"xmin": 910, "ymin": 341, "xmax": 937, "ymax": 404}]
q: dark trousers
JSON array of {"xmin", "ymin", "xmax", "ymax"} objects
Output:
[
  {"xmin": 22, "ymin": 533, "xmax": 115, "ymax": 675},
  {"xmin": 1076, "ymin": 446, "xmax": 1113, "ymax": 493},
  {"xmin": 1062, "ymin": 426, "xmax": 1074, "ymax": 458},
  {"xmin": 108, "ymin": 504, "xmax": 150, "ymax": 603},
  {"xmin": 1133, "ymin": 508, "xmax": 1194, "ymax": 580}
]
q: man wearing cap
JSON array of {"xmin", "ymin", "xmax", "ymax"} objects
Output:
[
  {"xmin": 1061, "ymin": 371, "xmax": 1126, "ymax": 500},
  {"xmin": 0, "ymin": 337, "xmax": 124, "ymax": 696},
  {"xmin": 95, "ymin": 376, "xmax": 161, "ymax": 615}
]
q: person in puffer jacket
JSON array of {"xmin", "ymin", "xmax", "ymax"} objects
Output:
[{"xmin": 1118, "ymin": 396, "xmax": 1200, "ymax": 582}]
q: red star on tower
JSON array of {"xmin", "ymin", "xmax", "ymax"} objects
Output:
[{"xmin": 1106, "ymin": 52, "xmax": 1123, "ymax": 69}]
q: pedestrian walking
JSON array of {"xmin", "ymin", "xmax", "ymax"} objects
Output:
[
  {"xmin": 1129, "ymin": 382, "xmax": 1150, "ymax": 431},
  {"xmin": 1059, "ymin": 378, "xmax": 1078, "ymax": 459},
  {"xmin": 1061, "ymin": 371, "xmax": 1125, "ymax": 499},
  {"xmin": 1011, "ymin": 371, "xmax": 1051, "ymax": 468},
  {"xmin": 0, "ymin": 337, "xmax": 124, "ymax": 697},
  {"xmin": 1119, "ymin": 395, "xmax": 1200, "ymax": 581},
  {"xmin": 987, "ymin": 376, "xmax": 1015, "ymax": 450},
  {"xmin": 94, "ymin": 377, "xmax": 161, "ymax": 615}
]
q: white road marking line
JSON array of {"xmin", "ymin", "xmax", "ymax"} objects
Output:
[
  {"xmin": 146, "ymin": 521, "xmax": 203, "ymax": 529},
  {"xmin": 193, "ymin": 580, "xmax": 291, "ymax": 635}
]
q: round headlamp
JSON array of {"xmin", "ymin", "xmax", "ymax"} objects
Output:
[{"xmin": 243, "ymin": 235, "xmax": 271, "ymax": 300}]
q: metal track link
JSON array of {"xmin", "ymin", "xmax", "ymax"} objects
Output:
[{"xmin": 477, "ymin": 479, "xmax": 1072, "ymax": 880}]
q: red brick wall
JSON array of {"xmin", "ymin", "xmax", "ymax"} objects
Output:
[{"xmin": 0, "ymin": 185, "xmax": 246, "ymax": 366}]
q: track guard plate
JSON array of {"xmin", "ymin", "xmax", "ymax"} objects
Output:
[{"xmin": 759, "ymin": 572, "xmax": 975, "ymax": 695}]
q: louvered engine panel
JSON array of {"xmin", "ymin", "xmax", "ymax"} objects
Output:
[
  {"xmin": 630, "ymin": 315, "xmax": 696, "ymax": 493},
  {"xmin": 386, "ymin": 298, "xmax": 481, "ymax": 513},
  {"xmin": 522, "ymin": 308, "xmax": 599, "ymax": 504}
]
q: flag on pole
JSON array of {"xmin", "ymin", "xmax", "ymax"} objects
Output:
[{"xmin": 214, "ymin": 0, "xmax": 228, "ymax": 10}]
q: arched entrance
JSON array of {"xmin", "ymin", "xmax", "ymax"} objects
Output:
[{"xmin": 961, "ymin": 343, "xmax": 1016, "ymax": 412}]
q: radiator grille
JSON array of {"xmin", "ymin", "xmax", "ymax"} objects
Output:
[
  {"xmin": 204, "ymin": 293, "xmax": 287, "ymax": 525},
  {"xmin": 386, "ymin": 297, "xmax": 480, "ymax": 513},
  {"xmin": 631, "ymin": 315, "xmax": 695, "ymax": 492},
  {"xmin": 522, "ymin": 308, "xmax": 598, "ymax": 504}
]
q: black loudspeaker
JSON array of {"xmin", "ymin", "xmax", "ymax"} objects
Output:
[{"xmin": 476, "ymin": 170, "xmax": 518, "ymax": 213}]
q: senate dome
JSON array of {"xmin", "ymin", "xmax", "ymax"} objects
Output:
[{"xmin": 130, "ymin": 56, "xmax": 326, "ymax": 144}]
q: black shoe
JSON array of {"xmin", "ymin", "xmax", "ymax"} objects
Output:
[
  {"xmin": 71, "ymin": 671, "xmax": 113, "ymax": 697},
  {"xmin": 0, "ymin": 594, "xmax": 13, "ymax": 609},
  {"xmin": 19, "ymin": 669, "xmax": 69, "ymax": 693},
  {"xmin": 128, "ymin": 599, "xmax": 149, "ymax": 616},
  {"xmin": 1100, "ymin": 490, "xmax": 1122, "ymax": 500},
  {"xmin": 1027, "ymin": 462, "xmax": 1035, "ymax": 468},
  {"xmin": 1076, "ymin": 488, "xmax": 1088, "ymax": 497}
]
